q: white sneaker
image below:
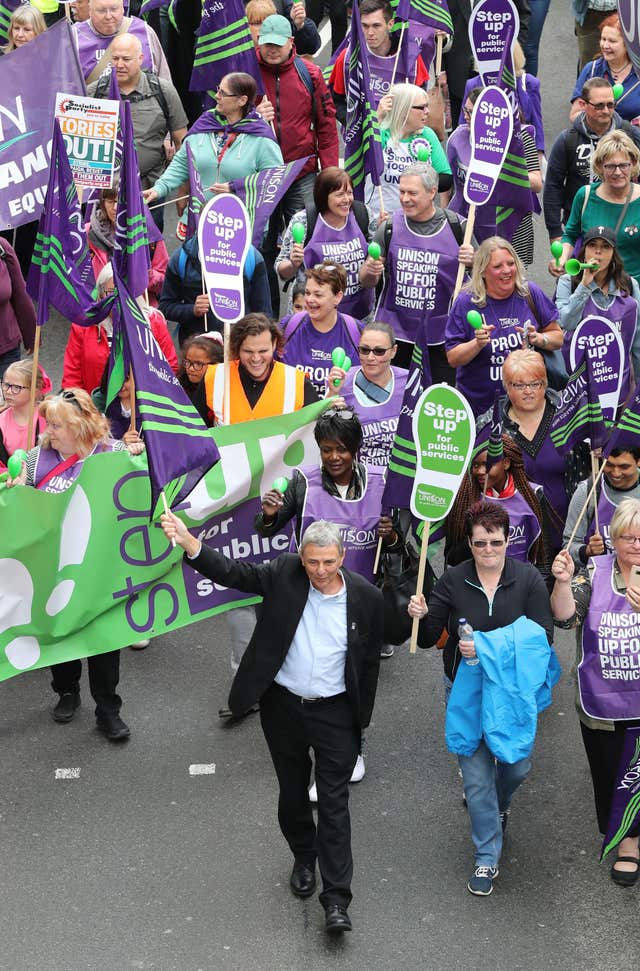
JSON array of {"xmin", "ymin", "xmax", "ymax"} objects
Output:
[
  {"xmin": 130, "ymin": 639, "xmax": 150, "ymax": 650},
  {"xmin": 309, "ymin": 782, "xmax": 318, "ymax": 803},
  {"xmin": 350, "ymin": 754, "xmax": 365, "ymax": 783}
]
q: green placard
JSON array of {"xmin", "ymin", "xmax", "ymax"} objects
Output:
[{"xmin": 410, "ymin": 384, "xmax": 475, "ymax": 521}]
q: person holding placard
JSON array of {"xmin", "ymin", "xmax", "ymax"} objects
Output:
[
  {"xmin": 551, "ymin": 499, "xmax": 640, "ymax": 886},
  {"xmin": 445, "ymin": 237, "xmax": 562, "ymax": 416},
  {"xmin": 552, "ymin": 131, "xmax": 640, "ymax": 286},
  {"xmin": 411, "ymin": 500, "xmax": 554, "ymax": 896},
  {"xmin": 279, "ymin": 262, "xmax": 363, "ymax": 395},
  {"xmin": 362, "ymin": 162, "xmax": 474, "ymax": 378},
  {"xmin": 556, "ymin": 225, "xmax": 640, "ymax": 410}
]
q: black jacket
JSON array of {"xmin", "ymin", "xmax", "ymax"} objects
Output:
[
  {"xmin": 418, "ymin": 556, "xmax": 553, "ymax": 682},
  {"xmin": 188, "ymin": 547, "xmax": 383, "ymax": 725}
]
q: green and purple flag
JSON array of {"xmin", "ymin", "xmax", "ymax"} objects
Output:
[
  {"xmin": 343, "ymin": 2, "xmax": 385, "ymax": 200},
  {"xmin": 393, "ymin": 0, "xmax": 453, "ymax": 34},
  {"xmin": 106, "ymin": 275, "xmax": 220, "ymax": 516},
  {"xmin": 190, "ymin": 0, "xmax": 264, "ymax": 96},
  {"xmin": 185, "ymin": 140, "xmax": 206, "ymax": 239},
  {"xmin": 113, "ymin": 101, "xmax": 151, "ymax": 298},
  {"xmin": 0, "ymin": 0, "xmax": 21, "ymax": 43},
  {"xmin": 601, "ymin": 727, "xmax": 640, "ymax": 859},
  {"xmin": 550, "ymin": 356, "xmax": 607, "ymax": 452},
  {"xmin": 27, "ymin": 121, "xmax": 111, "ymax": 327},
  {"xmin": 604, "ymin": 381, "xmax": 640, "ymax": 456},
  {"xmin": 485, "ymin": 393, "xmax": 504, "ymax": 472},
  {"xmin": 229, "ymin": 157, "xmax": 312, "ymax": 247}
]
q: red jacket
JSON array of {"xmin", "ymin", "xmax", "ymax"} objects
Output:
[
  {"xmin": 258, "ymin": 47, "xmax": 338, "ymax": 179},
  {"xmin": 62, "ymin": 308, "xmax": 178, "ymax": 394},
  {"xmin": 88, "ymin": 232, "xmax": 169, "ymax": 308}
]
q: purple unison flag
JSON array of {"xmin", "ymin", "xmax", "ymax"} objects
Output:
[
  {"xmin": 343, "ymin": 2, "xmax": 385, "ymax": 200},
  {"xmin": 189, "ymin": 0, "xmax": 264, "ymax": 96},
  {"xmin": 0, "ymin": 0, "xmax": 22, "ymax": 43},
  {"xmin": 113, "ymin": 101, "xmax": 151, "ymax": 299},
  {"xmin": 549, "ymin": 358, "xmax": 606, "ymax": 453},
  {"xmin": 394, "ymin": 0, "xmax": 453, "ymax": 34},
  {"xmin": 27, "ymin": 120, "xmax": 112, "ymax": 327},
  {"xmin": 617, "ymin": 0, "xmax": 640, "ymax": 77},
  {"xmin": 186, "ymin": 140, "xmax": 206, "ymax": 240},
  {"xmin": 0, "ymin": 20, "xmax": 85, "ymax": 230},
  {"xmin": 229, "ymin": 157, "xmax": 312, "ymax": 247},
  {"xmin": 140, "ymin": 0, "xmax": 167, "ymax": 14},
  {"xmin": 393, "ymin": 20, "xmax": 437, "ymax": 86},
  {"xmin": 107, "ymin": 275, "xmax": 220, "ymax": 516},
  {"xmin": 604, "ymin": 381, "xmax": 640, "ymax": 457},
  {"xmin": 601, "ymin": 727, "xmax": 640, "ymax": 859},
  {"xmin": 485, "ymin": 392, "xmax": 504, "ymax": 472},
  {"xmin": 381, "ymin": 320, "xmax": 432, "ymax": 512}
]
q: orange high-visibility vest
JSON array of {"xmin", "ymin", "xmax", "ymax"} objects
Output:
[{"xmin": 204, "ymin": 360, "xmax": 306, "ymax": 424}]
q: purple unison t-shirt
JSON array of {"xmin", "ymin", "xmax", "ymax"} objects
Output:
[{"xmin": 445, "ymin": 284, "xmax": 558, "ymax": 415}]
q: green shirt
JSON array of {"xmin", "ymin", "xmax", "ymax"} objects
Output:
[{"xmin": 562, "ymin": 184, "xmax": 640, "ymax": 284}]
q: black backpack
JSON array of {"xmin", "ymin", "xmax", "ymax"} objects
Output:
[{"xmin": 94, "ymin": 69, "xmax": 171, "ymax": 131}]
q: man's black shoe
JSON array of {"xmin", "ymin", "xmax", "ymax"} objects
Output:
[
  {"xmin": 325, "ymin": 905, "xmax": 352, "ymax": 933},
  {"xmin": 52, "ymin": 693, "xmax": 80, "ymax": 723},
  {"xmin": 290, "ymin": 862, "xmax": 316, "ymax": 898},
  {"xmin": 96, "ymin": 712, "xmax": 130, "ymax": 741}
]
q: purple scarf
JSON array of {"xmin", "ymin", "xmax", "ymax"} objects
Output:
[{"xmin": 188, "ymin": 108, "xmax": 276, "ymax": 142}]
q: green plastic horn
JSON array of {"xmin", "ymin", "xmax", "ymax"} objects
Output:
[
  {"xmin": 291, "ymin": 223, "xmax": 305, "ymax": 245},
  {"xmin": 272, "ymin": 476, "xmax": 289, "ymax": 494},
  {"xmin": 467, "ymin": 310, "xmax": 484, "ymax": 330},
  {"xmin": 613, "ymin": 83, "xmax": 624, "ymax": 100},
  {"xmin": 368, "ymin": 241, "xmax": 381, "ymax": 260},
  {"xmin": 7, "ymin": 454, "xmax": 24, "ymax": 478},
  {"xmin": 331, "ymin": 346, "xmax": 346, "ymax": 369},
  {"xmin": 565, "ymin": 258, "xmax": 599, "ymax": 276},
  {"xmin": 550, "ymin": 240, "xmax": 563, "ymax": 267}
]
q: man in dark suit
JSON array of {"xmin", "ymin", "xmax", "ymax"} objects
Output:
[{"xmin": 160, "ymin": 514, "xmax": 383, "ymax": 935}]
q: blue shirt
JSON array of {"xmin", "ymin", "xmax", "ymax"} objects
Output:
[{"xmin": 275, "ymin": 577, "xmax": 348, "ymax": 698}]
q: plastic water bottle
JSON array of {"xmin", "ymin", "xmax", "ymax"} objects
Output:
[{"xmin": 457, "ymin": 618, "xmax": 479, "ymax": 666}]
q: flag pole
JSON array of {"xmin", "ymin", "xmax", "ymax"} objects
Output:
[
  {"xmin": 26, "ymin": 327, "xmax": 42, "ymax": 450},
  {"xmin": 373, "ymin": 536, "xmax": 383, "ymax": 575},
  {"xmin": 564, "ymin": 459, "xmax": 608, "ymax": 551},
  {"xmin": 435, "ymin": 32, "xmax": 444, "ymax": 76},
  {"xmin": 161, "ymin": 491, "xmax": 176, "ymax": 547},
  {"xmin": 389, "ymin": 21, "xmax": 407, "ymax": 87},
  {"xmin": 128, "ymin": 366, "xmax": 136, "ymax": 433},
  {"xmin": 591, "ymin": 450, "xmax": 600, "ymax": 534},
  {"xmin": 223, "ymin": 320, "xmax": 231, "ymax": 425},
  {"xmin": 410, "ymin": 525, "xmax": 430, "ymax": 654},
  {"xmin": 452, "ymin": 203, "xmax": 475, "ymax": 300},
  {"xmin": 148, "ymin": 192, "xmax": 191, "ymax": 211}
]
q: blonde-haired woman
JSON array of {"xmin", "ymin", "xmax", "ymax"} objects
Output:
[
  {"xmin": 445, "ymin": 236, "xmax": 562, "ymax": 415},
  {"xmin": 368, "ymin": 82, "xmax": 451, "ymax": 214},
  {"xmin": 8, "ymin": 388, "xmax": 135, "ymax": 740},
  {"xmin": 1, "ymin": 4, "xmax": 46, "ymax": 52},
  {"xmin": 552, "ymin": 130, "xmax": 640, "ymax": 284},
  {"xmin": 0, "ymin": 358, "xmax": 51, "ymax": 468}
]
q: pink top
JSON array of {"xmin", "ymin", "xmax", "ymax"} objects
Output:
[{"xmin": 0, "ymin": 408, "xmax": 39, "ymax": 470}]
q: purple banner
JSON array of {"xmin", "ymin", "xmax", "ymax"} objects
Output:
[
  {"xmin": 464, "ymin": 86, "xmax": 513, "ymax": 207},
  {"xmin": 0, "ymin": 20, "xmax": 86, "ymax": 230},
  {"xmin": 229, "ymin": 157, "xmax": 312, "ymax": 247},
  {"xmin": 602, "ymin": 726, "xmax": 640, "ymax": 858},
  {"xmin": 182, "ymin": 499, "xmax": 293, "ymax": 615},
  {"xmin": 468, "ymin": 0, "xmax": 520, "ymax": 86},
  {"xmin": 198, "ymin": 194, "xmax": 251, "ymax": 324},
  {"xmin": 568, "ymin": 315, "xmax": 625, "ymax": 422},
  {"xmin": 617, "ymin": 0, "xmax": 640, "ymax": 78}
]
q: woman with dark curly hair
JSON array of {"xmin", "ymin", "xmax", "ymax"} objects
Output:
[{"xmin": 445, "ymin": 435, "xmax": 548, "ymax": 573}]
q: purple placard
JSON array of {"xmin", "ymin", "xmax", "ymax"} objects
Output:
[
  {"xmin": 198, "ymin": 194, "xmax": 251, "ymax": 324},
  {"xmin": 617, "ymin": 0, "xmax": 640, "ymax": 77},
  {"xmin": 468, "ymin": 0, "xmax": 520, "ymax": 85},
  {"xmin": 181, "ymin": 498, "xmax": 293, "ymax": 615},
  {"xmin": 464, "ymin": 86, "xmax": 513, "ymax": 207},
  {"xmin": 568, "ymin": 315, "xmax": 624, "ymax": 422}
]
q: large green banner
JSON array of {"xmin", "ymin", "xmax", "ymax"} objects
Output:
[{"xmin": 0, "ymin": 401, "xmax": 327, "ymax": 683}]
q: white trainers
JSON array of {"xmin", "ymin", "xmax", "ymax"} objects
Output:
[{"xmin": 350, "ymin": 754, "xmax": 365, "ymax": 783}]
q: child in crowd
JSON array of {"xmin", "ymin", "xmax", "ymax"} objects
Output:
[{"xmin": 0, "ymin": 359, "xmax": 51, "ymax": 471}]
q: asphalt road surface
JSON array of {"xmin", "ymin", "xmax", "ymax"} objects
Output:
[{"xmin": 3, "ymin": 3, "xmax": 638, "ymax": 969}]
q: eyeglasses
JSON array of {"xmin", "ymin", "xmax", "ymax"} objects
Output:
[
  {"xmin": 603, "ymin": 161, "xmax": 632, "ymax": 172},
  {"xmin": 587, "ymin": 100, "xmax": 615, "ymax": 110},
  {"xmin": 462, "ymin": 106, "xmax": 473, "ymax": 119},
  {"xmin": 323, "ymin": 407, "xmax": 354, "ymax": 420},
  {"xmin": 182, "ymin": 359, "xmax": 207, "ymax": 372},
  {"xmin": 1, "ymin": 381, "xmax": 28, "ymax": 394},
  {"xmin": 411, "ymin": 103, "xmax": 429, "ymax": 111},
  {"xmin": 358, "ymin": 345, "xmax": 393, "ymax": 357},
  {"xmin": 508, "ymin": 381, "xmax": 545, "ymax": 391},
  {"xmin": 216, "ymin": 87, "xmax": 234, "ymax": 98},
  {"xmin": 470, "ymin": 539, "xmax": 506, "ymax": 548},
  {"xmin": 619, "ymin": 535, "xmax": 640, "ymax": 545}
]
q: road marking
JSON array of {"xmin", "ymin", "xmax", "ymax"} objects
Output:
[
  {"xmin": 55, "ymin": 767, "xmax": 80, "ymax": 779},
  {"xmin": 189, "ymin": 763, "xmax": 216, "ymax": 776},
  {"xmin": 319, "ymin": 17, "xmax": 331, "ymax": 50}
]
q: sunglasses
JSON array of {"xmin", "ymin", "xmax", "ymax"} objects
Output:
[
  {"xmin": 470, "ymin": 539, "xmax": 506, "ymax": 549},
  {"xmin": 358, "ymin": 345, "xmax": 394, "ymax": 357},
  {"xmin": 323, "ymin": 407, "xmax": 355, "ymax": 420},
  {"xmin": 61, "ymin": 389, "xmax": 83, "ymax": 411}
]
